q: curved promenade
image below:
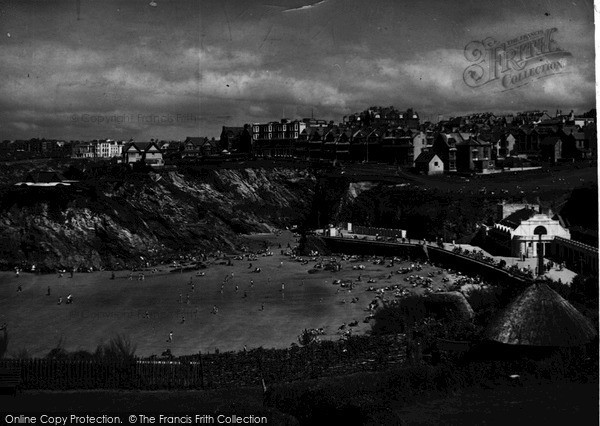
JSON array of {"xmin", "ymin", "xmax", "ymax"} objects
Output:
[{"xmin": 319, "ymin": 236, "xmax": 533, "ymax": 288}]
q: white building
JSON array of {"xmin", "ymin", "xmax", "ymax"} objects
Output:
[
  {"xmin": 72, "ymin": 140, "xmax": 123, "ymax": 159},
  {"xmin": 490, "ymin": 206, "xmax": 571, "ymax": 258},
  {"xmin": 414, "ymin": 151, "xmax": 444, "ymax": 175},
  {"xmin": 97, "ymin": 140, "xmax": 123, "ymax": 158}
]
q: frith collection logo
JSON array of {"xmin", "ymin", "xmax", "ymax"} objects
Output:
[{"xmin": 463, "ymin": 28, "xmax": 571, "ymax": 91}]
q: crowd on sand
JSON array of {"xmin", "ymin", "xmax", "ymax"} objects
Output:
[{"xmin": 8, "ymin": 229, "xmax": 565, "ymax": 356}]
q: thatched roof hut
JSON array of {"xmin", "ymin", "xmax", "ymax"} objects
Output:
[
  {"xmin": 486, "ymin": 282, "xmax": 597, "ymax": 347},
  {"xmin": 426, "ymin": 291, "xmax": 475, "ymax": 320}
]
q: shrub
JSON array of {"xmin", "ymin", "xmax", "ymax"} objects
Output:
[
  {"xmin": 46, "ymin": 336, "xmax": 68, "ymax": 359},
  {"xmin": 371, "ymin": 297, "xmax": 427, "ymax": 335},
  {"xmin": 297, "ymin": 329, "xmax": 319, "ymax": 346},
  {"xmin": 97, "ymin": 334, "xmax": 137, "ymax": 361}
]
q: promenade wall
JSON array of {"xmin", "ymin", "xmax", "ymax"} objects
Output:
[{"xmin": 319, "ymin": 236, "xmax": 531, "ymax": 288}]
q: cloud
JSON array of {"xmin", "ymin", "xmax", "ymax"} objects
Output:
[
  {"xmin": 282, "ymin": 0, "xmax": 328, "ymax": 13},
  {"xmin": 0, "ymin": 0, "xmax": 593, "ymax": 140}
]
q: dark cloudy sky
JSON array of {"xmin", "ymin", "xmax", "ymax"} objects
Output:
[{"xmin": 0, "ymin": 0, "xmax": 595, "ymax": 140}]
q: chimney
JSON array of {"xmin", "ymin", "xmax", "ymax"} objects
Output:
[{"xmin": 497, "ymin": 201, "xmax": 506, "ymax": 221}]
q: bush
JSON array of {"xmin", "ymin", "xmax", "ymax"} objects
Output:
[
  {"xmin": 297, "ymin": 329, "xmax": 319, "ymax": 346},
  {"xmin": 46, "ymin": 336, "xmax": 68, "ymax": 359},
  {"xmin": 96, "ymin": 334, "xmax": 137, "ymax": 361},
  {"xmin": 371, "ymin": 296, "xmax": 427, "ymax": 335},
  {"xmin": 569, "ymin": 274, "xmax": 599, "ymax": 308}
]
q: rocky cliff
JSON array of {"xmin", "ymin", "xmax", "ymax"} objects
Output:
[
  {"xmin": 2, "ymin": 159, "xmax": 590, "ymax": 272},
  {"xmin": 0, "ymin": 165, "xmax": 316, "ymax": 271}
]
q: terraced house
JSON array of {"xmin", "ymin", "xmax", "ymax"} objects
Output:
[{"xmin": 251, "ymin": 119, "xmax": 308, "ymax": 157}]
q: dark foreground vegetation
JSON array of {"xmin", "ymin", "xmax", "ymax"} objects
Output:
[
  {"xmin": 263, "ymin": 348, "xmax": 597, "ymax": 425},
  {"xmin": 2, "ymin": 347, "xmax": 596, "ymax": 426}
]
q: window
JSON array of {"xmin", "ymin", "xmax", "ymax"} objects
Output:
[
  {"xmin": 294, "ymin": 132, "xmax": 298, "ymax": 138},
  {"xmin": 283, "ymin": 125, "xmax": 287, "ymax": 131},
  {"xmin": 434, "ymin": 161, "xmax": 439, "ymax": 166},
  {"xmin": 268, "ymin": 125, "xmax": 272, "ymax": 132}
]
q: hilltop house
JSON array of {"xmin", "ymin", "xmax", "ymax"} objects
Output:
[
  {"xmin": 414, "ymin": 151, "xmax": 443, "ymax": 175},
  {"xmin": 455, "ymin": 135, "xmax": 492, "ymax": 173},
  {"xmin": 182, "ymin": 137, "xmax": 217, "ymax": 157},
  {"xmin": 123, "ymin": 141, "xmax": 164, "ymax": 167},
  {"xmin": 72, "ymin": 142, "xmax": 96, "ymax": 158},
  {"xmin": 431, "ymin": 133, "xmax": 460, "ymax": 172},
  {"xmin": 159, "ymin": 141, "xmax": 184, "ymax": 158},
  {"xmin": 220, "ymin": 126, "xmax": 244, "ymax": 151},
  {"xmin": 539, "ymin": 136, "xmax": 563, "ymax": 163}
]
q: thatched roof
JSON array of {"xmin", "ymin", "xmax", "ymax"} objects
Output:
[
  {"xmin": 486, "ymin": 283, "xmax": 597, "ymax": 347},
  {"xmin": 427, "ymin": 291, "xmax": 475, "ymax": 320}
]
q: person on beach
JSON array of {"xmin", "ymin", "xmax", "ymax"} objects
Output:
[
  {"xmin": 47, "ymin": 286, "xmax": 51, "ymax": 296},
  {"xmin": 167, "ymin": 331, "xmax": 173, "ymax": 343},
  {"xmin": 17, "ymin": 284, "xmax": 22, "ymax": 293},
  {"xmin": 57, "ymin": 296, "xmax": 62, "ymax": 305}
]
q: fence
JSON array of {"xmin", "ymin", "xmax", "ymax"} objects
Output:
[
  {"xmin": 351, "ymin": 225, "xmax": 407, "ymax": 239},
  {"xmin": 0, "ymin": 335, "xmax": 406, "ymax": 390}
]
